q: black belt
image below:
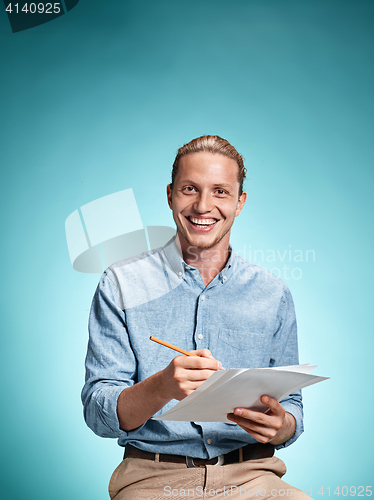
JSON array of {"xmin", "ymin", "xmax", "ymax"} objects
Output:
[{"xmin": 124, "ymin": 443, "xmax": 274, "ymax": 468}]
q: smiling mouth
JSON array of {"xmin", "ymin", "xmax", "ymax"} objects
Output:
[{"xmin": 187, "ymin": 216, "xmax": 218, "ymax": 228}]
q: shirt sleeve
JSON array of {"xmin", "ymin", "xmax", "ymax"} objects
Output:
[
  {"xmin": 271, "ymin": 285, "xmax": 304, "ymax": 449},
  {"xmin": 81, "ymin": 270, "xmax": 144, "ymax": 439}
]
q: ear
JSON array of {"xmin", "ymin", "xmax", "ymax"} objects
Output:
[
  {"xmin": 235, "ymin": 191, "xmax": 247, "ymax": 217},
  {"xmin": 167, "ymin": 184, "xmax": 173, "ymax": 209}
]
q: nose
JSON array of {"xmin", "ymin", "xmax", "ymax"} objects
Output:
[{"xmin": 193, "ymin": 191, "xmax": 213, "ymax": 213}]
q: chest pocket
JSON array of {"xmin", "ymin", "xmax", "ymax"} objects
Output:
[{"xmin": 213, "ymin": 328, "xmax": 267, "ymax": 369}]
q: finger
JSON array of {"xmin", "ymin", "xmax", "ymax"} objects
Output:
[
  {"xmin": 188, "ymin": 350, "xmax": 225, "ymax": 370},
  {"xmin": 177, "ymin": 374, "xmax": 221, "ymax": 397},
  {"xmin": 227, "ymin": 413, "xmax": 280, "ymax": 436},
  {"xmin": 260, "ymin": 395, "xmax": 285, "ymax": 417},
  {"xmin": 189, "ymin": 349, "xmax": 214, "ymax": 358},
  {"xmin": 186, "ymin": 358, "xmax": 222, "ymax": 371},
  {"xmin": 235, "ymin": 425, "xmax": 272, "ymax": 444},
  {"xmin": 227, "ymin": 414, "xmax": 279, "ymax": 442},
  {"xmin": 227, "ymin": 412, "xmax": 268, "ymax": 430},
  {"xmin": 231, "ymin": 407, "xmax": 270, "ymax": 425},
  {"xmin": 179, "ymin": 368, "xmax": 220, "ymax": 382},
  {"xmin": 176, "ymin": 355, "xmax": 222, "ymax": 371}
]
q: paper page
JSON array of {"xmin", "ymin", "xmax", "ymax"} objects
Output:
[
  {"xmin": 273, "ymin": 364, "xmax": 317, "ymax": 374},
  {"xmin": 159, "ymin": 364, "xmax": 312, "ymax": 417},
  {"xmin": 153, "ymin": 366, "xmax": 328, "ymax": 422},
  {"xmin": 156, "ymin": 369, "xmax": 246, "ymax": 417}
]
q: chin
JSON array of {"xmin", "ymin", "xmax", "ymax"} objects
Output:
[
  {"xmin": 176, "ymin": 221, "xmax": 228, "ymax": 251},
  {"xmin": 185, "ymin": 234, "xmax": 223, "ymax": 250}
]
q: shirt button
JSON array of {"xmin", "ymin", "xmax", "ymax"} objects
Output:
[
  {"xmin": 201, "ymin": 295, "xmax": 205, "ymax": 301},
  {"xmin": 223, "ymin": 275, "xmax": 227, "ymax": 280},
  {"xmin": 207, "ymin": 438, "xmax": 212, "ymax": 445},
  {"xmin": 178, "ymin": 271, "xmax": 182, "ymax": 277},
  {"xmin": 198, "ymin": 334, "xmax": 203, "ymax": 340}
]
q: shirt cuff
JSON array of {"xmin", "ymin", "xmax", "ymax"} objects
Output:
[
  {"xmin": 274, "ymin": 399, "xmax": 304, "ymax": 450},
  {"xmin": 86, "ymin": 384, "xmax": 147, "ymax": 439}
]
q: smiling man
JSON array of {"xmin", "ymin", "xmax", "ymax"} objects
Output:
[
  {"xmin": 82, "ymin": 136, "xmax": 310, "ymax": 499},
  {"xmin": 166, "ymin": 150, "xmax": 246, "ymax": 287}
]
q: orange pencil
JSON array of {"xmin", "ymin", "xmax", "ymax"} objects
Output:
[
  {"xmin": 150, "ymin": 336, "xmax": 225, "ymax": 370},
  {"xmin": 150, "ymin": 336, "xmax": 198, "ymax": 356}
]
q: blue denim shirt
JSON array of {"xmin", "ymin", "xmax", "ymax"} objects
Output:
[{"xmin": 81, "ymin": 236, "xmax": 303, "ymax": 459}]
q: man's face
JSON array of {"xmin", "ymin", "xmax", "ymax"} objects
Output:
[{"xmin": 167, "ymin": 152, "xmax": 246, "ymax": 251}]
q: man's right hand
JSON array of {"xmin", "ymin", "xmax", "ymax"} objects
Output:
[
  {"xmin": 160, "ymin": 349, "xmax": 223, "ymax": 401},
  {"xmin": 117, "ymin": 349, "xmax": 222, "ymax": 431}
]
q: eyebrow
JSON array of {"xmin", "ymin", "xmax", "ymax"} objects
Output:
[
  {"xmin": 178, "ymin": 180, "xmax": 234, "ymax": 189},
  {"xmin": 212, "ymin": 183, "xmax": 233, "ymax": 189}
]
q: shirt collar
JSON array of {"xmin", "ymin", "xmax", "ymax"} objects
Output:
[
  {"xmin": 162, "ymin": 235, "xmax": 235, "ymax": 283},
  {"xmin": 217, "ymin": 245, "xmax": 235, "ymax": 284},
  {"xmin": 162, "ymin": 235, "xmax": 185, "ymax": 276}
]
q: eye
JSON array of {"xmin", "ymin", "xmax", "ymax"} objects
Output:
[
  {"xmin": 215, "ymin": 189, "xmax": 227, "ymax": 196},
  {"xmin": 182, "ymin": 186, "xmax": 197, "ymax": 193}
]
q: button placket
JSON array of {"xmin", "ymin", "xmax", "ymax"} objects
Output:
[{"xmin": 195, "ymin": 293, "xmax": 207, "ymax": 347}]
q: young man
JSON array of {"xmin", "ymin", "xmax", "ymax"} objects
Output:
[{"xmin": 82, "ymin": 136, "xmax": 309, "ymax": 499}]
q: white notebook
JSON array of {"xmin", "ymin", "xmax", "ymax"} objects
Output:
[{"xmin": 152, "ymin": 364, "xmax": 328, "ymax": 423}]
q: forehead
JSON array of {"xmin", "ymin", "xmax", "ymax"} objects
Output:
[{"xmin": 176, "ymin": 152, "xmax": 240, "ymax": 186}]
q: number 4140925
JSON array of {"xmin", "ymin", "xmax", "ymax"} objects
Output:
[
  {"xmin": 5, "ymin": 3, "xmax": 61, "ymax": 14},
  {"xmin": 318, "ymin": 487, "xmax": 372, "ymax": 496}
]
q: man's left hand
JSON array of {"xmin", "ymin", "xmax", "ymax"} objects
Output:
[{"xmin": 227, "ymin": 395, "xmax": 296, "ymax": 445}]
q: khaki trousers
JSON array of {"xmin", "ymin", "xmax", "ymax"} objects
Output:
[{"xmin": 109, "ymin": 456, "xmax": 313, "ymax": 500}]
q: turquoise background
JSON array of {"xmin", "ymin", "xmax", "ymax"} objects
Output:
[{"xmin": 1, "ymin": 0, "xmax": 373, "ymax": 498}]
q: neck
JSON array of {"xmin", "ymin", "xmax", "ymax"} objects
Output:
[{"xmin": 176, "ymin": 231, "xmax": 231, "ymax": 287}]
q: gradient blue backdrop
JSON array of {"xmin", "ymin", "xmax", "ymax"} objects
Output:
[{"xmin": 1, "ymin": 1, "xmax": 373, "ymax": 498}]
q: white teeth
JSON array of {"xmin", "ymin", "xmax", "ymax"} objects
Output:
[{"xmin": 189, "ymin": 217, "xmax": 217, "ymax": 226}]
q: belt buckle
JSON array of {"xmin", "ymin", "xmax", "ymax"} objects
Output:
[
  {"xmin": 186, "ymin": 456, "xmax": 204, "ymax": 468},
  {"xmin": 186, "ymin": 455, "xmax": 224, "ymax": 468}
]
